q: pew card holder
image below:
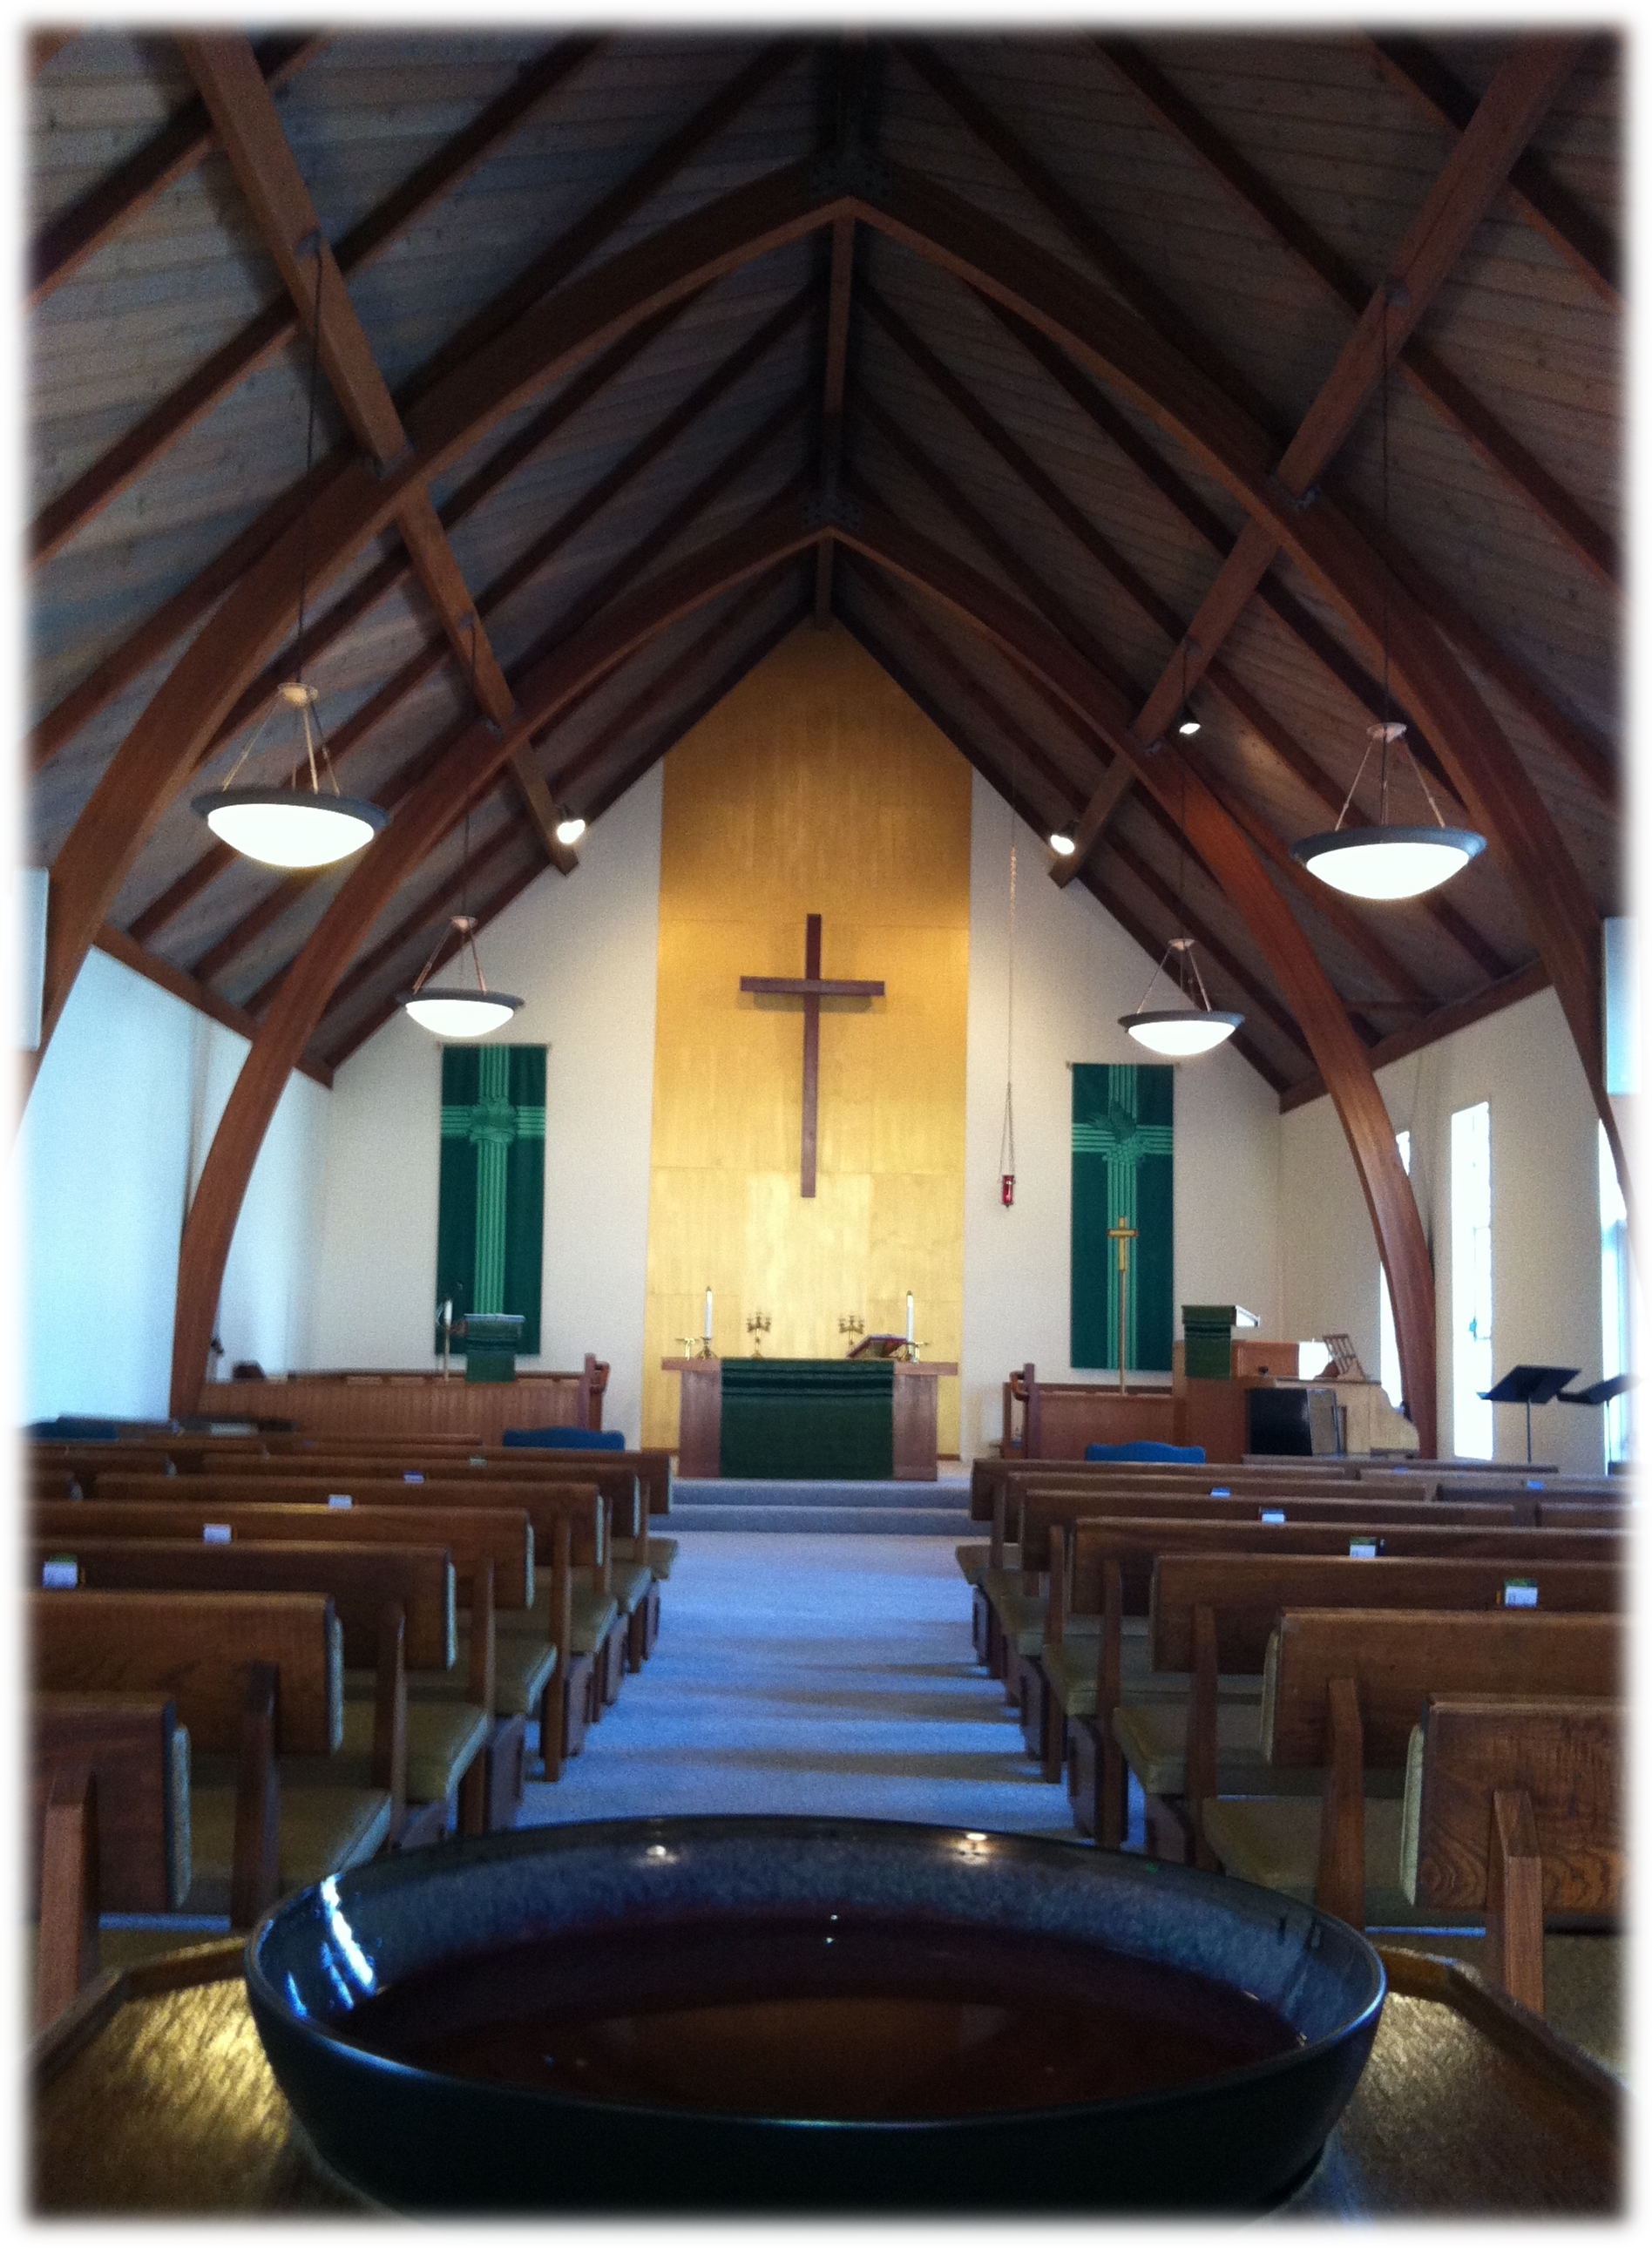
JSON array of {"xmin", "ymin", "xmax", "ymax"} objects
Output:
[{"xmin": 30, "ymin": 1938, "xmax": 1621, "ymax": 2218}]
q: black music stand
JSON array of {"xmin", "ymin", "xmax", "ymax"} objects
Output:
[
  {"xmin": 1479, "ymin": 1364, "xmax": 1578, "ymax": 1464},
  {"xmin": 1558, "ymin": 1373, "xmax": 1635, "ymax": 1407}
]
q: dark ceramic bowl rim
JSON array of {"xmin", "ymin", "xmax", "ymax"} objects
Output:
[{"xmin": 247, "ymin": 1813, "xmax": 1387, "ymax": 2135}]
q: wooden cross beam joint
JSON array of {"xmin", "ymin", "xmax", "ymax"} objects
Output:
[{"xmin": 740, "ymin": 911, "xmax": 884, "ymax": 1198}]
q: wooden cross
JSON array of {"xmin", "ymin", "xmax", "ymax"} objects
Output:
[
  {"xmin": 740, "ymin": 912, "xmax": 884, "ymax": 1198},
  {"xmin": 1108, "ymin": 1216, "xmax": 1139, "ymax": 1393}
]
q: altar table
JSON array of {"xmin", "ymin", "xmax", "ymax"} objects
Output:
[{"xmin": 663, "ymin": 1356, "xmax": 957, "ymax": 1481}]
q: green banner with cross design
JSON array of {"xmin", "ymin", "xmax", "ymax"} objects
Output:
[
  {"xmin": 435, "ymin": 1045, "xmax": 545, "ymax": 1356},
  {"xmin": 1071, "ymin": 1061, "xmax": 1173, "ymax": 1373}
]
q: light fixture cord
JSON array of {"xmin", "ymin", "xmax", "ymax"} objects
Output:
[
  {"xmin": 1000, "ymin": 741, "xmax": 1017, "ymax": 1181},
  {"xmin": 1378, "ymin": 281, "xmax": 1392, "ymax": 826}
]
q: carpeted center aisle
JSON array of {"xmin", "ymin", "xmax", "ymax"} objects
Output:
[{"xmin": 521, "ymin": 1531, "xmax": 1087, "ymax": 1840}]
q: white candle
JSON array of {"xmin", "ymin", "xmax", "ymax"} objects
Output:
[
  {"xmin": 906, "ymin": 1291, "xmax": 914, "ymax": 1342},
  {"xmin": 704, "ymin": 1286, "xmax": 713, "ymax": 1340}
]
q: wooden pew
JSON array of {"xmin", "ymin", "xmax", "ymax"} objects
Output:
[
  {"xmin": 1054, "ymin": 1520, "xmax": 1626, "ymax": 1848},
  {"xmin": 30, "ymin": 1589, "xmax": 385, "ymax": 1929},
  {"xmin": 33, "ymin": 1499, "xmax": 533, "ymax": 1818},
  {"xmin": 1405, "ymin": 1696, "xmax": 1625, "ymax": 2014},
  {"xmin": 30, "ymin": 1702, "xmax": 182, "ymax": 2029},
  {"xmin": 28, "ymin": 1539, "xmax": 478, "ymax": 1843},
  {"xmin": 1198, "ymin": 1608, "xmax": 1623, "ymax": 1931},
  {"xmin": 1161, "ymin": 1554, "xmax": 1625, "ymax": 1871}
]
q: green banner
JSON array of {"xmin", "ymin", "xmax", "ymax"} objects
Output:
[
  {"xmin": 436, "ymin": 1045, "xmax": 545, "ymax": 1355},
  {"xmin": 1071, "ymin": 1061, "xmax": 1173, "ymax": 1373}
]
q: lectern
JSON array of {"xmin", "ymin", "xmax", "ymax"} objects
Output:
[
  {"xmin": 458, "ymin": 1312, "xmax": 525, "ymax": 1384},
  {"xmin": 1479, "ymin": 1364, "xmax": 1578, "ymax": 1464}
]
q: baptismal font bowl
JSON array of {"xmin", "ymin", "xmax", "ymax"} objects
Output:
[{"xmin": 246, "ymin": 1814, "xmax": 1385, "ymax": 2212}]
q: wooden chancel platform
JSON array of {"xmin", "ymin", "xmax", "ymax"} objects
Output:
[
  {"xmin": 198, "ymin": 1360, "xmax": 606, "ymax": 1445},
  {"xmin": 31, "ymin": 1941, "xmax": 1621, "ymax": 2216}
]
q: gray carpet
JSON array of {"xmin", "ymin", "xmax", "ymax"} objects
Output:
[{"xmin": 522, "ymin": 1530, "xmax": 1119, "ymax": 1842}]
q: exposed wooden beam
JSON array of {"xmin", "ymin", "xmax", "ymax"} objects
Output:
[
  {"xmin": 1365, "ymin": 32, "xmax": 1621, "ymax": 307},
  {"xmin": 26, "ymin": 38, "xmax": 787, "ymax": 574},
  {"xmin": 983, "ymin": 297, "xmax": 1614, "ymax": 807},
  {"xmin": 1095, "ymin": 34, "xmax": 1617, "ymax": 592},
  {"xmin": 837, "ymin": 598, "xmax": 1290, "ymax": 1094},
  {"xmin": 1061, "ymin": 35, "xmax": 1588, "ymax": 883},
  {"xmin": 28, "ymin": 33, "xmax": 324, "ymax": 309},
  {"xmin": 92, "ymin": 924, "xmax": 331, "ymax": 1089},
  {"xmin": 1280, "ymin": 961, "xmax": 1554, "ymax": 1113},
  {"xmin": 168, "ymin": 498, "xmax": 819, "ymax": 1412},
  {"xmin": 814, "ymin": 215, "xmax": 858, "ymax": 625},
  {"xmin": 41, "ymin": 157, "xmax": 843, "ymax": 1060},
  {"xmin": 851, "ymin": 399, "xmax": 1439, "ymax": 1009}
]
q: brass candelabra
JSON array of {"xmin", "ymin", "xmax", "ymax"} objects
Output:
[{"xmin": 746, "ymin": 1310, "xmax": 771, "ymax": 1356}]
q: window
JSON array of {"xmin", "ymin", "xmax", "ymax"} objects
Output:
[
  {"xmin": 1599, "ymin": 1123, "xmax": 1635, "ymax": 1466},
  {"xmin": 1451, "ymin": 1103, "xmax": 1493, "ymax": 1459},
  {"xmin": 1378, "ymin": 1129, "xmax": 1412, "ymax": 1409}
]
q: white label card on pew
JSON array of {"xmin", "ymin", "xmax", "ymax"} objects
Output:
[
  {"xmin": 1504, "ymin": 1580, "xmax": 1539, "ymax": 1607},
  {"xmin": 42, "ymin": 1559, "xmax": 78, "ymax": 1588},
  {"xmin": 1261, "ymin": 1509, "xmax": 1286, "ymax": 1524},
  {"xmin": 1210, "ymin": 1487, "xmax": 1231, "ymax": 1497},
  {"xmin": 470, "ymin": 1457, "xmax": 486, "ymax": 1467},
  {"xmin": 1349, "ymin": 1540, "xmax": 1378, "ymax": 1558},
  {"xmin": 403, "ymin": 1472, "xmax": 423, "ymax": 1483},
  {"xmin": 203, "ymin": 1524, "xmax": 232, "ymax": 1543},
  {"xmin": 328, "ymin": 1494, "xmax": 352, "ymax": 1508}
]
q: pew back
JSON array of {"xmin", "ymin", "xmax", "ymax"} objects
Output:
[
  {"xmin": 1263, "ymin": 1609, "xmax": 1623, "ymax": 1769},
  {"xmin": 30, "ymin": 1589, "xmax": 341, "ymax": 1754},
  {"xmin": 1015, "ymin": 1488, "xmax": 1520, "ymax": 1571},
  {"xmin": 30, "ymin": 1693, "xmax": 183, "ymax": 1913}
]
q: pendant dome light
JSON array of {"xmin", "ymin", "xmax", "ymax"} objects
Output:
[
  {"xmin": 1290, "ymin": 279, "xmax": 1483, "ymax": 903},
  {"xmin": 193, "ymin": 235, "xmax": 387, "ymax": 870},
  {"xmin": 1119, "ymin": 768, "xmax": 1242, "ymax": 1057},
  {"xmin": 399, "ymin": 621, "xmax": 523, "ymax": 1039},
  {"xmin": 553, "ymin": 805, "xmax": 586, "ymax": 847},
  {"xmin": 1048, "ymin": 820, "xmax": 1077, "ymax": 857}
]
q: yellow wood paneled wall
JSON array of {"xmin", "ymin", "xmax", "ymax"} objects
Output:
[{"xmin": 642, "ymin": 622, "xmax": 972, "ymax": 1454}]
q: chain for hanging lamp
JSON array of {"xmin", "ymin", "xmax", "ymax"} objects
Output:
[
  {"xmin": 1290, "ymin": 279, "xmax": 1484, "ymax": 902},
  {"xmin": 193, "ymin": 235, "xmax": 387, "ymax": 870}
]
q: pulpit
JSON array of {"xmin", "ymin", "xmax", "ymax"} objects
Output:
[{"xmin": 663, "ymin": 1356, "xmax": 957, "ymax": 1479}]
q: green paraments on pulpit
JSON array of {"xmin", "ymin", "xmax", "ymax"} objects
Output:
[
  {"xmin": 1072, "ymin": 1061, "xmax": 1174, "ymax": 1374},
  {"xmin": 719, "ymin": 1359, "xmax": 895, "ymax": 1479},
  {"xmin": 436, "ymin": 1045, "xmax": 545, "ymax": 1356}
]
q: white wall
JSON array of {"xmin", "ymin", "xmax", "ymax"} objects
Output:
[
  {"xmin": 17, "ymin": 947, "xmax": 326, "ymax": 1423},
  {"xmin": 959, "ymin": 775, "xmax": 1283, "ymax": 1463},
  {"xmin": 1280, "ymin": 985, "xmax": 1611, "ymax": 1472},
  {"xmin": 309, "ymin": 763, "xmax": 663, "ymax": 1448}
]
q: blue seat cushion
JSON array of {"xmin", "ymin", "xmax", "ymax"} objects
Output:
[
  {"xmin": 503, "ymin": 1425, "xmax": 626, "ymax": 1452},
  {"xmin": 1084, "ymin": 1439, "xmax": 1206, "ymax": 1464},
  {"xmin": 27, "ymin": 1417, "xmax": 123, "ymax": 1440}
]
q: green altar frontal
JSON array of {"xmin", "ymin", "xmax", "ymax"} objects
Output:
[{"xmin": 718, "ymin": 1358, "xmax": 895, "ymax": 1479}]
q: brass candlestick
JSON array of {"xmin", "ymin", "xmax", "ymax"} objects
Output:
[
  {"xmin": 838, "ymin": 1314, "xmax": 864, "ymax": 1356},
  {"xmin": 746, "ymin": 1311, "xmax": 771, "ymax": 1357}
]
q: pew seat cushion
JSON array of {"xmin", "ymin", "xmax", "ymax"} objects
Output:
[
  {"xmin": 608, "ymin": 1561, "xmax": 655, "ymax": 1618},
  {"xmin": 1110, "ymin": 1696, "xmax": 1317, "ymax": 1800},
  {"xmin": 613, "ymin": 1534, "xmax": 678, "ymax": 1580},
  {"xmin": 1200, "ymin": 1795, "xmax": 1423, "ymax": 1925},
  {"xmin": 503, "ymin": 1426, "xmax": 626, "ymax": 1451},
  {"xmin": 1084, "ymin": 1440, "xmax": 1207, "ymax": 1464},
  {"xmin": 346, "ymin": 1635, "xmax": 558, "ymax": 1723},
  {"xmin": 983, "ymin": 1575, "xmax": 1047, "ymax": 1657},
  {"xmin": 338, "ymin": 1697, "xmax": 490, "ymax": 1804},
  {"xmin": 570, "ymin": 1591, "xmax": 620, "ymax": 1658},
  {"xmin": 187, "ymin": 1776, "xmax": 392, "ymax": 1907},
  {"xmin": 955, "ymin": 1542, "xmax": 990, "ymax": 1585}
]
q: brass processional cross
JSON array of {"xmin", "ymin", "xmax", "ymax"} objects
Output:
[
  {"xmin": 1107, "ymin": 1216, "xmax": 1139, "ymax": 1393},
  {"xmin": 740, "ymin": 913, "xmax": 884, "ymax": 1198}
]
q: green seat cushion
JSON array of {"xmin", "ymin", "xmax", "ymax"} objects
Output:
[
  {"xmin": 955, "ymin": 1542, "xmax": 991, "ymax": 1584},
  {"xmin": 337, "ymin": 1696, "xmax": 490, "ymax": 1803},
  {"xmin": 984, "ymin": 1578, "xmax": 1046, "ymax": 1657},
  {"xmin": 366, "ymin": 1635, "xmax": 559, "ymax": 1721},
  {"xmin": 571, "ymin": 1590, "xmax": 619, "ymax": 1658},
  {"xmin": 1110, "ymin": 1697, "xmax": 1320, "ymax": 1800},
  {"xmin": 187, "ymin": 1776, "xmax": 392, "ymax": 1907},
  {"xmin": 1200, "ymin": 1795, "xmax": 1420, "ymax": 1924},
  {"xmin": 615, "ymin": 1534, "xmax": 678, "ymax": 1580},
  {"xmin": 610, "ymin": 1561, "xmax": 654, "ymax": 1618}
]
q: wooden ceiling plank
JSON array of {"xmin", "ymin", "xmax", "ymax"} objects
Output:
[
  {"xmin": 829, "ymin": 495, "xmax": 1436, "ymax": 1442},
  {"xmin": 836, "ymin": 599, "xmax": 1290, "ymax": 1094},
  {"xmin": 1365, "ymin": 32, "xmax": 1622, "ymax": 306},
  {"xmin": 1095, "ymin": 35, "xmax": 1617, "ymax": 591},
  {"xmin": 1060, "ymin": 34, "xmax": 1588, "ymax": 881},
  {"xmin": 167, "ymin": 497, "xmax": 819, "ymax": 1413},
  {"xmin": 985, "ymin": 297, "xmax": 1610, "ymax": 805},
  {"xmin": 93, "ymin": 922, "xmax": 332, "ymax": 1089},
  {"xmin": 29, "ymin": 33, "xmax": 324, "ymax": 308},
  {"xmin": 29, "ymin": 35, "xmax": 605, "ymax": 572},
  {"xmin": 29, "ymin": 30, "xmax": 78, "ymax": 78}
]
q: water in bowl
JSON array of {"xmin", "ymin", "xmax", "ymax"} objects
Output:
[{"xmin": 338, "ymin": 1914, "xmax": 1303, "ymax": 2120}]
